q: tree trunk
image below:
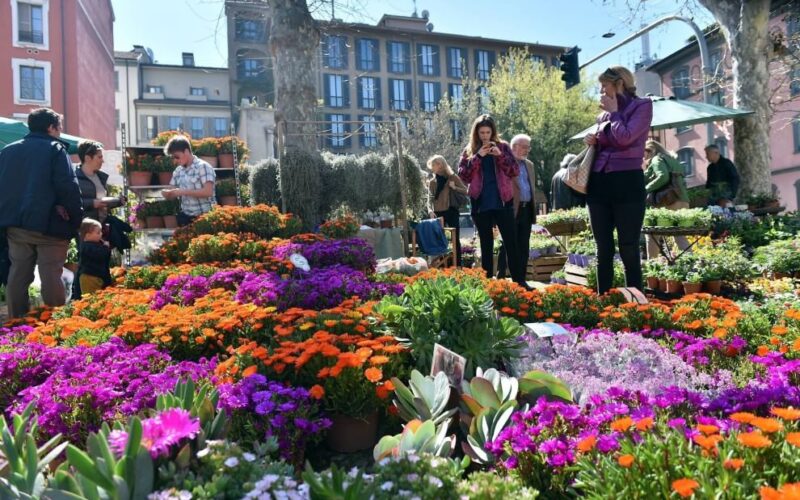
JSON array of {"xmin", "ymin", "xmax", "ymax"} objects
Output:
[
  {"xmin": 267, "ymin": 0, "xmax": 318, "ymax": 152},
  {"xmin": 699, "ymin": 0, "xmax": 772, "ymax": 197}
]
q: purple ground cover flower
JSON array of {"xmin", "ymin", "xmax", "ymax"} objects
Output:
[
  {"xmin": 152, "ymin": 269, "xmax": 253, "ymax": 309},
  {"xmin": 109, "ymin": 408, "xmax": 200, "ymax": 458},
  {"xmin": 274, "ymin": 238, "xmax": 376, "ymax": 273}
]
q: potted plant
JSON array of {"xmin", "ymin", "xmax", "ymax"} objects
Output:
[
  {"xmin": 126, "ymin": 154, "xmax": 155, "ymax": 186},
  {"xmin": 642, "ymin": 259, "xmax": 663, "ymax": 290},
  {"xmin": 194, "ymin": 137, "xmax": 220, "ymax": 168},
  {"xmin": 665, "ymin": 267, "xmax": 683, "ymax": 295},
  {"xmin": 154, "ymin": 155, "xmax": 175, "ymax": 186},
  {"xmin": 687, "ymin": 186, "xmax": 712, "ymax": 208},
  {"xmin": 151, "ymin": 130, "xmax": 188, "ymax": 147},
  {"xmin": 161, "ymin": 199, "xmax": 180, "ymax": 229},
  {"xmin": 656, "ymin": 209, "xmax": 675, "ymax": 228},
  {"xmin": 142, "ymin": 200, "xmax": 164, "ymax": 228},
  {"xmin": 682, "ymin": 271, "xmax": 703, "ymax": 295},
  {"xmin": 65, "ymin": 239, "xmax": 78, "ymax": 273},
  {"xmin": 215, "ymin": 178, "xmax": 239, "ymax": 206},
  {"xmin": 217, "ymin": 136, "xmax": 249, "ymax": 169},
  {"xmin": 643, "ymin": 210, "xmax": 658, "ymax": 227}
]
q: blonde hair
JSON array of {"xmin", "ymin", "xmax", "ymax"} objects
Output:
[
  {"xmin": 599, "ymin": 66, "xmax": 637, "ymax": 95},
  {"xmin": 427, "ymin": 155, "xmax": 453, "ymax": 176},
  {"xmin": 79, "ymin": 218, "xmax": 102, "ymax": 239},
  {"xmin": 645, "ymin": 139, "xmax": 676, "ymax": 159}
]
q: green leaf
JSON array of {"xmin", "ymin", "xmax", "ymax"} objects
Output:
[
  {"xmin": 131, "ymin": 449, "xmax": 154, "ymax": 500},
  {"xmin": 124, "ymin": 417, "xmax": 142, "ymax": 460},
  {"xmin": 65, "ymin": 444, "xmax": 115, "ymax": 491},
  {"xmin": 41, "ymin": 490, "xmax": 87, "ymax": 500},
  {"xmin": 469, "ymin": 378, "xmax": 502, "ymax": 409}
]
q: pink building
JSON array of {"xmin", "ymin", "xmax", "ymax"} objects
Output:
[
  {"xmin": 0, "ymin": 0, "xmax": 117, "ymax": 148},
  {"xmin": 646, "ymin": 8, "xmax": 800, "ymax": 210}
]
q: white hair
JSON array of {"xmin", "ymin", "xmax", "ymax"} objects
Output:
[{"xmin": 510, "ymin": 134, "xmax": 532, "ymax": 146}]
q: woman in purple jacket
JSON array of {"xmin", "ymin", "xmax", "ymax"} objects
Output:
[
  {"xmin": 458, "ymin": 114, "xmax": 528, "ymax": 289},
  {"xmin": 583, "ymin": 66, "xmax": 653, "ymax": 294}
]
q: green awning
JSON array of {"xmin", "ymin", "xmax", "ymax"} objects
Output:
[
  {"xmin": 0, "ymin": 116, "xmax": 89, "ymax": 154},
  {"xmin": 568, "ymin": 96, "xmax": 754, "ymax": 141}
]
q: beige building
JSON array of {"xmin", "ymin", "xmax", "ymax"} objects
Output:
[{"xmin": 114, "ymin": 47, "xmax": 232, "ymax": 147}]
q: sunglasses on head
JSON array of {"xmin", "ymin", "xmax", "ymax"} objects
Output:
[{"xmin": 602, "ymin": 67, "xmax": 621, "ymax": 80}]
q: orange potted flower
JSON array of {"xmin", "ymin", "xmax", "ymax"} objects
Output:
[
  {"xmin": 126, "ymin": 154, "xmax": 155, "ymax": 186},
  {"xmin": 194, "ymin": 137, "xmax": 220, "ymax": 168}
]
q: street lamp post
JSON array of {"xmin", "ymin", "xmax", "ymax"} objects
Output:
[{"xmin": 582, "ymin": 14, "xmax": 716, "ymax": 142}]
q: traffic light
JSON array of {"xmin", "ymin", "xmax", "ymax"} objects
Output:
[{"xmin": 560, "ymin": 46, "xmax": 581, "ymax": 90}]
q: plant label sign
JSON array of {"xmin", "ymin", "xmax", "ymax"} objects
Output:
[
  {"xmin": 431, "ymin": 343, "xmax": 467, "ymax": 388},
  {"xmin": 523, "ymin": 322, "xmax": 570, "ymax": 339},
  {"xmin": 530, "ymin": 224, "xmax": 550, "ymax": 236},
  {"xmin": 616, "ymin": 287, "xmax": 648, "ymax": 304},
  {"xmin": 289, "ymin": 253, "xmax": 310, "ymax": 272}
]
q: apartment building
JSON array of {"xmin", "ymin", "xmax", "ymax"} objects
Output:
[
  {"xmin": 114, "ymin": 47, "xmax": 232, "ymax": 147},
  {"xmin": 0, "ymin": 0, "xmax": 116, "ymax": 148}
]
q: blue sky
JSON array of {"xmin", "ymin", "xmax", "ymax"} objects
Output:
[{"xmin": 112, "ymin": 0, "xmax": 714, "ymax": 80}]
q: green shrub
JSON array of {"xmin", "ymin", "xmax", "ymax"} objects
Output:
[
  {"xmin": 279, "ymin": 148, "xmax": 324, "ymax": 230},
  {"xmin": 249, "ymin": 158, "xmax": 281, "ymax": 207},
  {"xmin": 458, "ymin": 471, "xmax": 539, "ymax": 499}
]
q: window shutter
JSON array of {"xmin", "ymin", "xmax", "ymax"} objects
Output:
[
  {"xmin": 417, "ymin": 45, "xmax": 423, "ymax": 75},
  {"xmin": 432, "ymin": 45, "xmax": 440, "ymax": 76},
  {"xmin": 323, "ymin": 75, "xmax": 331, "ymax": 106},
  {"xmin": 488, "ymin": 51, "xmax": 496, "ymax": 70},
  {"xmin": 373, "ymin": 39, "xmax": 380, "ymax": 71},
  {"xmin": 403, "ymin": 42, "xmax": 411, "ymax": 72},
  {"xmin": 356, "ymin": 77, "xmax": 363, "ymax": 109},
  {"xmin": 388, "ymin": 79, "xmax": 395, "ymax": 109},
  {"xmin": 418, "ymin": 81, "xmax": 425, "ymax": 109},
  {"xmin": 344, "ymin": 114, "xmax": 352, "ymax": 148},
  {"xmin": 340, "ymin": 36, "xmax": 349, "ymax": 69},
  {"xmin": 405, "ymin": 80, "xmax": 412, "ymax": 110},
  {"xmin": 386, "ymin": 41, "xmax": 392, "ymax": 71},
  {"xmin": 434, "ymin": 82, "xmax": 441, "ymax": 106},
  {"xmin": 446, "ymin": 48, "xmax": 453, "ymax": 78},
  {"xmin": 375, "ymin": 77, "xmax": 382, "ymax": 109},
  {"xmin": 321, "ymin": 36, "xmax": 329, "ymax": 67},
  {"xmin": 343, "ymin": 76, "xmax": 350, "ymax": 107},
  {"xmin": 356, "ymin": 39, "xmax": 363, "ymax": 71}
]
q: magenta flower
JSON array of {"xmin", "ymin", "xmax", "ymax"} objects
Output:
[{"xmin": 109, "ymin": 408, "xmax": 200, "ymax": 459}]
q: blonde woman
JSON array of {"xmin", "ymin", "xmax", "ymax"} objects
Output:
[
  {"xmin": 583, "ymin": 66, "xmax": 653, "ymax": 294},
  {"xmin": 428, "ymin": 155, "xmax": 468, "ymax": 266},
  {"xmin": 644, "ymin": 139, "xmax": 690, "ymax": 259}
]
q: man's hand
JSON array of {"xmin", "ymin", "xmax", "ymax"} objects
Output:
[
  {"xmin": 161, "ymin": 189, "xmax": 179, "ymax": 200},
  {"xmin": 93, "ymin": 199, "xmax": 108, "ymax": 209}
]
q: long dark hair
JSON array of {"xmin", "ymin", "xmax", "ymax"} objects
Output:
[{"xmin": 466, "ymin": 114, "xmax": 501, "ymax": 156}]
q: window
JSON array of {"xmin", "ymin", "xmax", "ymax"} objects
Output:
[
  {"xmin": 235, "ymin": 18, "xmax": 266, "ymax": 42},
  {"xmin": 190, "ymin": 87, "xmax": 206, "ymax": 96},
  {"xmin": 388, "ymin": 41, "xmax": 410, "ymax": 73},
  {"xmin": 450, "ymin": 120, "xmax": 463, "ymax": 142},
  {"xmin": 714, "ymin": 137, "xmax": 728, "ymax": 158},
  {"xmin": 359, "ymin": 115, "xmax": 379, "ymax": 148},
  {"xmin": 19, "ymin": 65, "xmax": 45, "ymax": 101},
  {"xmin": 419, "ymin": 81, "xmax": 440, "ymax": 112},
  {"xmin": 357, "ymin": 76, "xmax": 380, "ymax": 109},
  {"xmin": 791, "ymin": 68, "xmax": 800, "ymax": 98},
  {"xmin": 448, "ymin": 83, "xmax": 463, "ymax": 102},
  {"xmin": 167, "ymin": 116, "xmax": 182, "ymax": 131},
  {"xmin": 115, "ymin": 109, "xmax": 120, "ymax": 130},
  {"xmin": 238, "ymin": 58, "xmax": 264, "ymax": 79},
  {"xmin": 323, "ymin": 74, "xmax": 348, "ymax": 108},
  {"xmin": 677, "ymin": 148, "xmax": 695, "ymax": 176},
  {"xmin": 326, "ymin": 114, "xmax": 350, "ymax": 148},
  {"xmin": 676, "ymin": 125, "xmax": 691, "ymax": 134},
  {"xmin": 530, "ymin": 55, "xmax": 545, "ymax": 66},
  {"xmin": 114, "ymin": 71, "xmax": 119, "ymax": 92},
  {"xmin": 146, "ymin": 85, "xmax": 163, "ymax": 94},
  {"xmin": 475, "ymin": 50, "xmax": 495, "ymax": 80},
  {"xmin": 418, "ymin": 44, "xmax": 439, "ymax": 76},
  {"xmin": 709, "ymin": 50, "xmax": 723, "ymax": 77},
  {"xmin": 795, "ymin": 180, "xmax": 800, "ymax": 211},
  {"xmin": 710, "ymin": 87, "xmax": 724, "ymax": 106},
  {"xmin": 17, "ymin": 2, "xmax": 43, "ymax": 44},
  {"xmin": 478, "ymin": 85, "xmax": 490, "ymax": 112},
  {"xmin": 146, "ymin": 116, "xmax": 158, "ymax": 139},
  {"xmin": 190, "ymin": 117, "xmax": 204, "ymax": 138},
  {"xmin": 398, "ymin": 116, "xmax": 409, "ymax": 132},
  {"xmin": 322, "ymin": 35, "xmax": 347, "ymax": 69},
  {"xmin": 356, "ymin": 38, "xmax": 379, "ymax": 71},
  {"xmin": 389, "ymin": 79, "xmax": 411, "ymax": 110},
  {"xmin": 214, "ymin": 118, "xmax": 228, "ymax": 138},
  {"xmin": 671, "ymin": 68, "xmax": 691, "ymax": 99},
  {"xmin": 182, "ymin": 53, "xmax": 195, "ymax": 67},
  {"xmin": 793, "ymin": 116, "xmax": 800, "ymax": 153},
  {"xmin": 447, "ymin": 47, "xmax": 465, "ymax": 78}
]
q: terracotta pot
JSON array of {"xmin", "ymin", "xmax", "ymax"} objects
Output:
[
  {"xmin": 766, "ymin": 200, "xmax": 780, "ymax": 208},
  {"xmin": 145, "ymin": 216, "xmax": 164, "ymax": 229},
  {"xmin": 666, "ymin": 279, "xmax": 683, "ymax": 294},
  {"xmin": 134, "ymin": 218, "xmax": 146, "ymax": 230},
  {"xmin": 704, "ymin": 280, "xmax": 722, "ymax": 295},
  {"xmin": 128, "ymin": 171, "xmax": 153, "ymax": 186},
  {"xmin": 658, "ymin": 278, "xmax": 668, "ymax": 292},
  {"xmin": 646, "ymin": 276, "xmax": 659, "ymax": 290},
  {"xmin": 773, "ymin": 272, "xmax": 790, "ymax": 280},
  {"xmin": 218, "ymin": 195, "xmax": 238, "ymax": 206},
  {"xmin": 64, "ymin": 262, "xmax": 79, "ymax": 273},
  {"xmin": 325, "ymin": 412, "xmax": 379, "ymax": 453},
  {"xmin": 218, "ymin": 153, "xmax": 234, "ymax": 169},
  {"xmin": 682, "ymin": 282, "xmax": 702, "ymax": 295},
  {"xmin": 158, "ymin": 172, "xmax": 173, "ymax": 186},
  {"xmin": 199, "ymin": 155, "xmax": 218, "ymax": 168},
  {"xmin": 162, "ymin": 215, "xmax": 178, "ymax": 229}
]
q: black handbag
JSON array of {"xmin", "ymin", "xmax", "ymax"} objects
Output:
[
  {"xmin": 449, "ymin": 189, "xmax": 469, "ymax": 209},
  {"xmin": 648, "ymin": 173, "xmax": 682, "ymax": 208}
]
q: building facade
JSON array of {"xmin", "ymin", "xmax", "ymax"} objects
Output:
[
  {"xmin": 114, "ymin": 48, "xmax": 232, "ymax": 147},
  {"xmin": 0, "ymin": 0, "xmax": 116, "ymax": 148},
  {"xmin": 646, "ymin": 5, "xmax": 800, "ymax": 210}
]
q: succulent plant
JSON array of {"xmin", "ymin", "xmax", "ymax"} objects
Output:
[
  {"xmin": 392, "ymin": 370, "xmax": 458, "ymax": 428},
  {"xmin": 462, "ymin": 400, "xmax": 517, "ymax": 465},
  {"xmin": 373, "ymin": 419, "xmax": 455, "ymax": 461}
]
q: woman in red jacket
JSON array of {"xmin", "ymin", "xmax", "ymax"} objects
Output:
[
  {"xmin": 458, "ymin": 114, "xmax": 528, "ymax": 289},
  {"xmin": 583, "ymin": 66, "xmax": 653, "ymax": 294}
]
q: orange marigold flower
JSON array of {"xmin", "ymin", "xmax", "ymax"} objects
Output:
[
  {"xmin": 610, "ymin": 417, "xmax": 633, "ymax": 432},
  {"xmin": 750, "ymin": 417, "xmax": 783, "ymax": 434},
  {"xmin": 242, "ymin": 365, "xmax": 259, "ymax": 378},
  {"xmin": 635, "ymin": 417, "xmax": 654, "ymax": 431},
  {"xmin": 757, "ymin": 345, "xmax": 770, "ymax": 356},
  {"xmin": 693, "ymin": 434, "xmax": 723, "ymax": 451},
  {"xmin": 723, "ymin": 458, "xmax": 744, "ymax": 471},
  {"xmin": 309, "ymin": 384, "xmax": 325, "ymax": 400},
  {"xmin": 617, "ymin": 454, "xmax": 635, "ymax": 468},
  {"xmin": 576, "ymin": 435, "xmax": 596, "ymax": 453},
  {"xmin": 730, "ymin": 412, "xmax": 756, "ymax": 424},
  {"xmin": 771, "ymin": 407, "xmax": 800, "ymax": 421},
  {"xmin": 760, "ymin": 483, "xmax": 800, "ymax": 500},
  {"xmin": 369, "ymin": 355, "xmax": 390, "ymax": 366},
  {"xmin": 772, "ymin": 325, "xmax": 789, "ymax": 335},
  {"xmin": 786, "ymin": 432, "xmax": 800, "ymax": 447},
  {"xmin": 737, "ymin": 431, "xmax": 773, "ymax": 449},
  {"xmin": 697, "ymin": 424, "xmax": 719, "ymax": 435},
  {"xmin": 672, "ymin": 478, "xmax": 700, "ymax": 498},
  {"xmin": 365, "ymin": 367, "xmax": 383, "ymax": 383}
]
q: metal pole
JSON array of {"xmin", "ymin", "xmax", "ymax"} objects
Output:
[
  {"xmin": 120, "ymin": 122, "xmax": 130, "ymax": 267},
  {"xmin": 581, "ymin": 14, "xmax": 715, "ymax": 142},
  {"xmin": 395, "ymin": 120, "xmax": 408, "ymax": 255},
  {"xmin": 230, "ymin": 122, "xmax": 242, "ymax": 206},
  {"xmin": 277, "ymin": 120, "xmax": 287, "ymax": 213}
]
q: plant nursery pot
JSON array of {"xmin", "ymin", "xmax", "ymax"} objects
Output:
[
  {"xmin": 199, "ymin": 155, "xmax": 218, "ymax": 168},
  {"xmin": 158, "ymin": 172, "xmax": 173, "ymax": 185},
  {"xmin": 162, "ymin": 215, "xmax": 178, "ymax": 229},
  {"xmin": 678, "ymin": 219, "xmax": 695, "ymax": 228},
  {"xmin": 704, "ymin": 280, "xmax": 722, "ymax": 295},
  {"xmin": 218, "ymin": 196, "xmax": 239, "ymax": 206},
  {"xmin": 530, "ymin": 249, "xmax": 542, "ymax": 260},
  {"xmin": 646, "ymin": 276, "xmax": 659, "ymax": 290},
  {"xmin": 128, "ymin": 171, "xmax": 153, "ymax": 186},
  {"xmin": 656, "ymin": 217, "xmax": 673, "ymax": 227},
  {"xmin": 325, "ymin": 412, "xmax": 379, "ymax": 453},
  {"xmin": 218, "ymin": 153, "xmax": 235, "ymax": 169},
  {"xmin": 666, "ymin": 279, "xmax": 683, "ymax": 294},
  {"xmin": 64, "ymin": 262, "xmax": 78, "ymax": 273},
  {"xmin": 567, "ymin": 253, "xmax": 577, "ymax": 265},
  {"xmin": 658, "ymin": 278, "xmax": 668, "ymax": 293},
  {"xmin": 683, "ymin": 282, "xmax": 703, "ymax": 294},
  {"xmin": 145, "ymin": 216, "xmax": 164, "ymax": 229}
]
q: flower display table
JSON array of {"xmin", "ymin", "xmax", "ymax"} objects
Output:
[{"xmin": 641, "ymin": 226, "xmax": 710, "ymax": 264}]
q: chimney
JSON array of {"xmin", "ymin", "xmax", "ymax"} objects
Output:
[{"xmin": 182, "ymin": 52, "xmax": 195, "ymax": 67}]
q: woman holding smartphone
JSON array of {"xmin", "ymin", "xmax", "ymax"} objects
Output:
[{"xmin": 458, "ymin": 114, "xmax": 529, "ymax": 289}]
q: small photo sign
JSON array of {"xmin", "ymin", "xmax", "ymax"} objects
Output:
[
  {"xmin": 523, "ymin": 322, "xmax": 570, "ymax": 339},
  {"xmin": 289, "ymin": 253, "xmax": 310, "ymax": 272},
  {"xmin": 616, "ymin": 287, "xmax": 649, "ymax": 304},
  {"xmin": 431, "ymin": 343, "xmax": 467, "ymax": 387}
]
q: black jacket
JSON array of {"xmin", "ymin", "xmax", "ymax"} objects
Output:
[
  {"xmin": 105, "ymin": 215, "xmax": 132, "ymax": 251},
  {"xmin": 0, "ymin": 132, "xmax": 82, "ymax": 239},
  {"xmin": 75, "ymin": 166, "xmax": 109, "ymax": 222},
  {"xmin": 705, "ymin": 156, "xmax": 740, "ymax": 200},
  {"xmin": 550, "ymin": 168, "xmax": 586, "ymax": 210},
  {"xmin": 78, "ymin": 240, "xmax": 112, "ymax": 286}
]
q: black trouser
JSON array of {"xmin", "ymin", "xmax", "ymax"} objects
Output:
[
  {"xmin": 177, "ymin": 212, "xmax": 197, "ymax": 227},
  {"xmin": 497, "ymin": 203, "xmax": 535, "ymax": 279},
  {"xmin": 473, "ymin": 205, "xmax": 525, "ymax": 285},
  {"xmin": 587, "ymin": 170, "xmax": 646, "ymax": 294},
  {"xmin": 434, "ymin": 207, "xmax": 462, "ymax": 266}
]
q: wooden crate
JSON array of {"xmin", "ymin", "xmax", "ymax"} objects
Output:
[
  {"xmin": 564, "ymin": 263, "xmax": 590, "ymax": 287},
  {"xmin": 526, "ymin": 255, "xmax": 567, "ymax": 282}
]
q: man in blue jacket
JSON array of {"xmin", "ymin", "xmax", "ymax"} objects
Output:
[{"xmin": 0, "ymin": 108, "xmax": 82, "ymax": 318}]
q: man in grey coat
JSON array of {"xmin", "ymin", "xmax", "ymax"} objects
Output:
[{"xmin": 550, "ymin": 153, "xmax": 586, "ymax": 211}]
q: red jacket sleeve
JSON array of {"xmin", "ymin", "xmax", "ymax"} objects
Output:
[
  {"xmin": 458, "ymin": 149, "xmax": 481, "ymax": 183},
  {"xmin": 495, "ymin": 142, "xmax": 519, "ymax": 177},
  {"xmin": 596, "ymin": 98, "xmax": 653, "ymax": 148}
]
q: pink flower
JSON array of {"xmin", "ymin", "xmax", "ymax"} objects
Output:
[{"xmin": 109, "ymin": 408, "xmax": 200, "ymax": 458}]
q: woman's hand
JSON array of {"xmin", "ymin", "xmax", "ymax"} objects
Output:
[
  {"xmin": 600, "ymin": 93, "xmax": 618, "ymax": 112},
  {"xmin": 489, "ymin": 145, "xmax": 501, "ymax": 156},
  {"xmin": 477, "ymin": 144, "xmax": 491, "ymax": 157},
  {"xmin": 448, "ymin": 180, "xmax": 456, "ymax": 189},
  {"xmin": 584, "ymin": 133, "xmax": 598, "ymax": 146}
]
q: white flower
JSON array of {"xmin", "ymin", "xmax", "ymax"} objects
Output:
[
  {"xmin": 195, "ymin": 447, "xmax": 210, "ymax": 458},
  {"xmin": 242, "ymin": 452, "xmax": 257, "ymax": 462},
  {"xmin": 428, "ymin": 476, "xmax": 443, "ymax": 488},
  {"xmin": 223, "ymin": 456, "xmax": 239, "ymax": 468},
  {"xmin": 405, "ymin": 473, "xmax": 419, "ymax": 482},
  {"xmin": 381, "ymin": 481, "xmax": 394, "ymax": 491}
]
